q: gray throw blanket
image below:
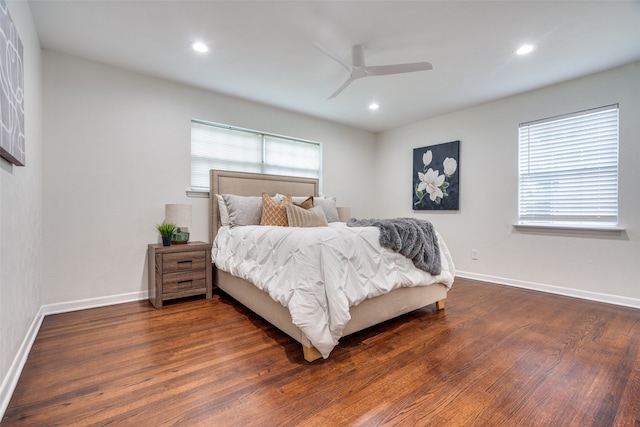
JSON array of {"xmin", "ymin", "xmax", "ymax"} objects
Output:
[{"xmin": 347, "ymin": 217, "xmax": 442, "ymax": 275}]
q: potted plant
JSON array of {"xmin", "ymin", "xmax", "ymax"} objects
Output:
[{"xmin": 155, "ymin": 222, "xmax": 176, "ymax": 246}]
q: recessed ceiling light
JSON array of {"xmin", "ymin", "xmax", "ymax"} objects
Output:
[
  {"xmin": 192, "ymin": 42, "xmax": 209, "ymax": 53},
  {"xmin": 516, "ymin": 44, "xmax": 536, "ymax": 55},
  {"xmin": 369, "ymin": 103, "xmax": 380, "ymax": 110}
]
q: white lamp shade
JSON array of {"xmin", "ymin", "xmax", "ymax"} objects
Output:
[{"xmin": 165, "ymin": 204, "xmax": 192, "ymax": 229}]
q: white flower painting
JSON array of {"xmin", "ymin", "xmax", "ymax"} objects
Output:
[{"xmin": 413, "ymin": 141, "xmax": 460, "ymax": 210}]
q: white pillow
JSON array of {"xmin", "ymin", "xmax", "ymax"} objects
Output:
[
  {"xmin": 215, "ymin": 194, "xmax": 230, "ymax": 226},
  {"xmin": 275, "ymin": 193, "xmax": 309, "ymax": 204}
]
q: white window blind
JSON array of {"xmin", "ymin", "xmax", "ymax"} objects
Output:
[
  {"xmin": 191, "ymin": 120, "xmax": 321, "ymax": 191},
  {"xmin": 518, "ymin": 105, "xmax": 619, "ymax": 227}
]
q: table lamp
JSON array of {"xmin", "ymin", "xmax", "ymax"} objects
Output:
[{"xmin": 165, "ymin": 204, "xmax": 192, "ymax": 244}]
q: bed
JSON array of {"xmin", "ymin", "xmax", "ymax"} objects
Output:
[{"xmin": 209, "ymin": 169, "xmax": 455, "ymax": 362}]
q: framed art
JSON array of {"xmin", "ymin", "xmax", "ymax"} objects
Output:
[
  {"xmin": 413, "ymin": 140, "xmax": 459, "ymax": 211},
  {"xmin": 0, "ymin": 0, "xmax": 25, "ymax": 166}
]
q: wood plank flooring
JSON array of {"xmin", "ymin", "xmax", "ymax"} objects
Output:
[{"xmin": 3, "ymin": 278, "xmax": 640, "ymax": 426}]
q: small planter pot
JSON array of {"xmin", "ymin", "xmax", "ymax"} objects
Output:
[{"xmin": 161, "ymin": 236, "xmax": 171, "ymax": 246}]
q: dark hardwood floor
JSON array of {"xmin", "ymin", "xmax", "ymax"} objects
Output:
[{"xmin": 3, "ymin": 278, "xmax": 640, "ymax": 426}]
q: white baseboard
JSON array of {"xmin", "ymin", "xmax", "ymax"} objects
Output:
[
  {"xmin": 41, "ymin": 290, "xmax": 148, "ymax": 316},
  {"xmin": 0, "ymin": 290, "xmax": 147, "ymax": 419},
  {"xmin": 0, "ymin": 305, "xmax": 45, "ymax": 419},
  {"xmin": 456, "ymin": 270, "xmax": 640, "ymax": 309}
]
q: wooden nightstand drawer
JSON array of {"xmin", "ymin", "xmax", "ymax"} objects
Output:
[
  {"xmin": 162, "ymin": 251, "xmax": 206, "ymax": 272},
  {"xmin": 163, "ymin": 270, "xmax": 207, "ymax": 292}
]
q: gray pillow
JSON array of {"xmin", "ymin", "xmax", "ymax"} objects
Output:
[
  {"xmin": 314, "ymin": 197, "xmax": 339, "ymax": 223},
  {"xmin": 221, "ymin": 195, "xmax": 263, "ymax": 227}
]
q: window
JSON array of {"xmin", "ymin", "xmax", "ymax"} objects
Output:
[
  {"xmin": 191, "ymin": 120, "xmax": 321, "ymax": 192},
  {"xmin": 518, "ymin": 105, "xmax": 619, "ymax": 228}
]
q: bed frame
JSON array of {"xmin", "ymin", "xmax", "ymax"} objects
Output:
[{"xmin": 209, "ymin": 169, "xmax": 447, "ymax": 362}]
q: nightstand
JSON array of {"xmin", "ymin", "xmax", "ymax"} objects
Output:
[{"xmin": 148, "ymin": 241, "xmax": 213, "ymax": 308}]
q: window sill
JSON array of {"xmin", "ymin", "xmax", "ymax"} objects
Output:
[
  {"xmin": 186, "ymin": 190, "xmax": 209, "ymax": 198},
  {"xmin": 513, "ymin": 223, "xmax": 625, "ymax": 234}
]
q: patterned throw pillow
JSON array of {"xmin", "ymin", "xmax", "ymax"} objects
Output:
[{"xmin": 260, "ymin": 193, "xmax": 292, "ymax": 226}]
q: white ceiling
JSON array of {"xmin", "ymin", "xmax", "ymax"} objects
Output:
[{"xmin": 29, "ymin": 1, "xmax": 640, "ymax": 133}]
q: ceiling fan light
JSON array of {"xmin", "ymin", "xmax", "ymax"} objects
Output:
[
  {"xmin": 516, "ymin": 44, "xmax": 536, "ymax": 55},
  {"xmin": 192, "ymin": 42, "xmax": 208, "ymax": 53},
  {"xmin": 369, "ymin": 103, "xmax": 380, "ymax": 110}
]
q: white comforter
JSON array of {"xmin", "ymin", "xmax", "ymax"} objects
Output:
[{"xmin": 212, "ymin": 222, "xmax": 455, "ymax": 358}]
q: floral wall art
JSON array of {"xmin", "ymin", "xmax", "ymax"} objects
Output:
[
  {"xmin": 413, "ymin": 140, "xmax": 459, "ymax": 210},
  {"xmin": 0, "ymin": 0, "xmax": 25, "ymax": 166}
]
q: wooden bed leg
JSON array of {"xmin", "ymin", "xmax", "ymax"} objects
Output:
[
  {"xmin": 435, "ymin": 299, "xmax": 446, "ymax": 310},
  {"xmin": 303, "ymin": 345, "xmax": 322, "ymax": 362}
]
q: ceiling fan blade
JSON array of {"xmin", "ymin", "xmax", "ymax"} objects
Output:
[
  {"xmin": 327, "ymin": 77, "xmax": 355, "ymax": 99},
  {"xmin": 314, "ymin": 42, "xmax": 352, "ymax": 73},
  {"xmin": 364, "ymin": 62, "xmax": 433, "ymax": 76}
]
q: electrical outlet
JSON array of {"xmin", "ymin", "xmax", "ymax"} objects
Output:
[{"xmin": 471, "ymin": 249, "xmax": 479, "ymax": 260}]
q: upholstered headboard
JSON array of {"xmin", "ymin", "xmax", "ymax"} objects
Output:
[{"xmin": 209, "ymin": 170, "xmax": 320, "ymax": 243}]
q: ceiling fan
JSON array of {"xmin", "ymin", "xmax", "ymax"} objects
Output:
[{"xmin": 314, "ymin": 42, "xmax": 433, "ymax": 99}]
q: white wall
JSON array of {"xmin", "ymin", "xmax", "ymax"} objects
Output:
[
  {"xmin": 42, "ymin": 51, "xmax": 376, "ymax": 305},
  {"xmin": 375, "ymin": 62, "xmax": 640, "ymax": 305},
  {"xmin": 0, "ymin": 0, "xmax": 42, "ymax": 410}
]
